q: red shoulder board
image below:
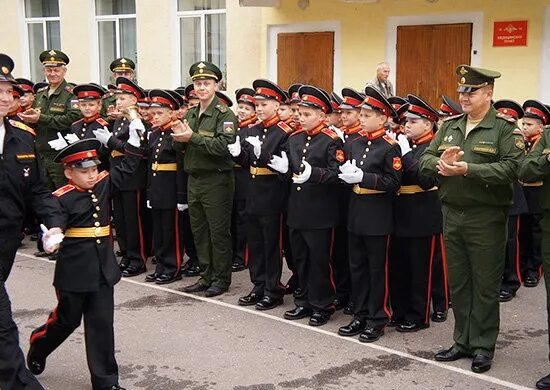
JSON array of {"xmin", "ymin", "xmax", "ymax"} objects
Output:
[
  {"xmin": 96, "ymin": 170, "xmax": 110, "ymax": 183},
  {"xmin": 277, "ymin": 121, "xmax": 293, "ymax": 134},
  {"xmin": 290, "ymin": 129, "xmax": 305, "ymax": 137},
  {"xmin": 383, "ymin": 135, "xmax": 398, "ymax": 145},
  {"xmin": 358, "ymin": 130, "xmax": 369, "ymax": 137},
  {"xmin": 9, "ymin": 119, "xmax": 36, "ymax": 136},
  {"xmin": 72, "ymin": 118, "xmax": 84, "ymax": 126},
  {"xmin": 321, "ymin": 128, "xmax": 339, "ymax": 140},
  {"xmin": 96, "ymin": 118, "xmax": 109, "ymax": 127},
  {"xmin": 53, "ymin": 184, "xmax": 75, "ymax": 197}
]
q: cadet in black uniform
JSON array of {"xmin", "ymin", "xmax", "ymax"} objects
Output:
[
  {"xmin": 231, "ymin": 87, "xmax": 257, "ymax": 273},
  {"xmin": 96, "ymin": 77, "xmax": 148, "ymax": 276},
  {"xmin": 269, "ymin": 85, "xmax": 344, "ymax": 326},
  {"xmin": 28, "ymin": 134, "xmax": 145, "ymax": 390},
  {"xmin": 0, "ymin": 53, "xmax": 63, "ymax": 390},
  {"xmin": 492, "ymin": 100, "xmax": 527, "ymax": 302},
  {"xmin": 337, "ymin": 86, "xmax": 401, "ymax": 342},
  {"xmin": 230, "ymin": 79, "xmax": 292, "ymax": 310},
  {"xmin": 389, "ymin": 94, "xmax": 442, "ymax": 333},
  {"xmin": 519, "ymin": 100, "xmax": 550, "ymax": 288}
]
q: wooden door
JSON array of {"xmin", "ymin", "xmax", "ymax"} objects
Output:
[
  {"xmin": 277, "ymin": 32, "xmax": 334, "ymax": 92},
  {"xmin": 396, "ymin": 23, "xmax": 472, "ymax": 108}
]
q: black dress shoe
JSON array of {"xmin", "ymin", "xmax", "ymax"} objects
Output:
[
  {"xmin": 284, "ymin": 306, "xmax": 313, "ymax": 320},
  {"xmin": 434, "ymin": 346, "xmax": 469, "ymax": 362},
  {"xmin": 309, "ymin": 311, "xmax": 330, "ymax": 327},
  {"xmin": 183, "ymin": 282, "xmax": 209, "ymax": 293},
  {"xmin": 47, "ymin": 253, "xmax": 58, "ymax": 261},
  {"xmin": 343, "ymin": 302, "xmax": 354, "ymax": 315},
  {"xmin": 499, "ymin": 290, "xmax": 515, "ymax": 302},
  {"xmin": 145, "ymin": 272, "xmax": 161, "ymax": 282},
  {"xmin": 122, "ymin": 265, "xmax": 146, "ymax": 277},
  {"xmin": 27, "ymin": 346, "xmax": 45, "ymax": 375},
  {"xmin": 183, "ymin": 265, "xmax": 200, "ymax": 277},
  {"xmin": 33, "ymin": 251, "xmax": 49, "ymax": 258},
  {"xmin": 524, "ymin": 275, "xmax": 539, "ymax": 287},
  {"xmin": 238, "ymin": 292, "xmax": 264, "ymax": 306},
  {"xmin": 205, "ymin": 286, "xmax": 227, "ymax": 297},
  {"xmin": 232, "ymin": 262, "xmax": 247, "ymax": 272},
  {"xmin": 431, "ymin": 311, "xmax": 447, "ymax": 323},
  {"xmin": 536, "ymin": 373, "xmax": 550, "ymax": 389},
  {"xmin": 359, "ymin": 327, "xmax": 384, "ymax": 343},
  {"xmin": 284, "ymin": 274, "xmax": 298, "ymax": 295},
  {"xmin": 155, "ymin": 273, "xmax": 182, "ymax": 285},
  {"xmin": 471, "ymin": 354, "xmax": 492, "ymax": 373},
  {"xmin": 387, "ymin": 318, "xmax": 403, "ymax": 327},
  {"xmin": 119, "ymin": 258, "xmax": 129, "ymax": 272},
  {"xmin": 333, "ymin": 298, "xmax": 348, "ymax": 311},
  {"xmin": 396, "ymin": 321, "xmax": 429, "ymax": 333},
  {"xmin": 338, "ymin": 318, "xmax": 367, "ymax": 337},
  {"xmin": 255, "ymin": 296, "xmax": 283, "ymax": 311},
  {"xmin": 102, "ymin": 386, "xmax": 126, "ymax": 390}
]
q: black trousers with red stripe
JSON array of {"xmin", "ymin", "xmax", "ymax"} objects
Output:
[
  {"xmin": 29, "ymin": 283, "xmax": 118, "ymax": 390},
  {"xmin": 502, "ymin": 215, "xmax": 522, "ymax": 293},
  {"xmin": 519, "ymin": 213, "xmax": 543, "ymax": 281},
  {"xmin": 390, "ymin": 236, "xmax": 436, "ymax": 325},
  {"xmin": 349, "ymin": 234, "xmax": 390, "ymax": 329},
  {"xmin": 153, "ymin": 208, "xmax": 181, "ymax": 276},
  {"xmin": 247, "ymin": 214, "xmax": 284, "ymax": 298},
  {"xmin": 0, "ymin": 238, "xmax": 44, "ymax": 390},
  {"xmin": 431, "ymin": 234, "xmax": 450, "ymax": 313},
  {"xmin": 113, "ymin": 191, "xmax": 147, "ymax": 268},
  {"xmin": 231, "ymin": 198, "xmax": 248, "ymax": 267},
  {"xmin": 332, "ymin": 225, "xmax": 351, "ymax": 303},
  {"xmin": 290, "ymin": 228, "xmax": 335, "ymax": 314}
]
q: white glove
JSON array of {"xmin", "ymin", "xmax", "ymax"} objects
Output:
[
  {"xmin": 64, "ymin": 133, "xmax": 79, "ymax": 144},
  {"xmin": 245, "ymin": 135, "xmax": 262, "ymax": 159},
  {"xmin": 177, "ymin": 203, "xmax": 188, "ymax": 212},
  {"xmin": 338, "ymin": 163, "xmax": 364, "ymax": 184},
  {"xmin": 227, "ymin": 135, "xmax": 241, "ymax": 157},
  {"xmin": 339, "ymin": 159, "xmax": 357, "ymax": 174},
  {"xmin": 397, "ymin": 134, "xmax": 412, "ymax": 156},
  {"xmin": 331, "ymin": 125, "xmax": 345, "ymax": 142},
  {"xmin": 292, "ymin": 160, "xmax": 312, "ymax": 184},
  {"xmin": 93, "ymin": 126, "xmax": 112, "ymax": 145},
  {"xmin": 146, "ymin": 200, "xmax": 152, "ymax": 209},
  {"xmin": 40, "ymin": 224, "xmax": 64, "ymax": 253},
  {"xmin": 268, "ymin": 151, "xmax": 289, "ymax": 174},
  {"xmin": 47, "ymin": 132, "xmax": 69, "ymax": 151},
  {"xmin": 127, "ymin": 119, "xmax": 142, "ymax": 148},
  {"xmin": 385, "ymin": 130, "xmax": 397, "ymax": 140}
]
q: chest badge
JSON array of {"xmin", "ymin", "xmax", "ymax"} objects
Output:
[{"xmin": 23, "ymin": 167, "xmax": 30, "ymax": 177}]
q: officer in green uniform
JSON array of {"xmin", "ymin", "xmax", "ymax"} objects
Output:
[
  {"xmin": 518, "ymin": 105, "xmax": 550, "ymax": 390},
  {"xmin": 419, "ymin": 65, "xmax": 523, "ymax": 373},
  {"xmin": 172, "ymin": 61, "xmax": 237, "ymax": 297},
  {"xmin": 18, "ymin": 49, "xmax": 81, "ymax": 189},
  {"xmin": 101, "ymin": 57, "xmax": 136, "ymax": 120}
]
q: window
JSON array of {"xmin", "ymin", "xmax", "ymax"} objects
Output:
[
  {"xmin": 24, "ymin": 0, "xmax": 61, "ymax": 82},
  {"xmin": 178, "ymin": 0, "xmax": 226, "ymax": 89},
  {"xmin": 95, "ymin": 0, "xmax": 137, "ymax": 85}
]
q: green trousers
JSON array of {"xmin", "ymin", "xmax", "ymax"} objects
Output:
[
  {"xmin": 540, "ymin": 211, "xmax": 550, "ymax": 356},
  {"xmin": 188, "ymin": 171, "xmax": 234, "ymax": 290},
  {"xmin": 39, "ymin": 152, "xmax": 66, "ymax": 190},
  {"xmin": 442, "ymin": 204, "xmax": 508, "ymax": 358}
]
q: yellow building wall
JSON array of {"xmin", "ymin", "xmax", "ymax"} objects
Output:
[{"xmin": 258, "ymin": 0, "xmax": 550, "ymax": 102}]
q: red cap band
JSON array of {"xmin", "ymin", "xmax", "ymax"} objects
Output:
[
  {"xmin": 408, "ymin": 104, "xmax": 438, "ymax": 122},
  {"xmin": 342, "ymin": 96, "xmax": 362, "ymax": 107},
  {"xmin": 118, "ymin": 83, "xmax": 141, "ymax": 98},
  {"xmin": 526, "ymin": 107, "xmax": 548, "ymax": 124},
  {"xmin": 62, "ymin": 150, "xmax": 98, "ymax": 165},
  {"xmin": 238, "ymin": 94, "xmax": 256, "ymax": 105},
  {"xmin": 301, "ymin": 94, "xmax": 329, "ymax": 113},
  {"xmin": 77, "ymin": 90, "xmax": 102, "ymax": 99},
  {"xmin": 255, "ymin": 87, "xmax": 282, "ymax": 102},
  {"xmin": 362, "ymin": 96, "xmax": 390, "ymax": 116},
  {"xmin": 497, "ymin": 107, "xmax": 519, "ymax": 120},
  {"xmin": 151, "ymin": 96, "xmax": 175, "ymax": 109}
]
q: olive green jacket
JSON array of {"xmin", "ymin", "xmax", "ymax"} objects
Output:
[
  {"xmin": 32, "ymin": 79, "xmax": 82, "ymax": 153},
  {"xmin": 518, "ymin": 130, "xmax": 550, "ymax": 210},
  {"xmin": 174, "ymin": 95, "xmax": 237, "ymax": 175},
  {"xmin": 419, "ymin": 107, "xmax": 523, "ymax": 207}
]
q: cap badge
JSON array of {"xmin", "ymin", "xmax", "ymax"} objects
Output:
[
  {"xmin": 48, "ymin": 50, "xmax": 57, "ymax": 56},
  {"xmin": 120, "ymin": 58, "xmax": 127, "ymax": 63},
  {"xmin": 459, "ymin": 67, "xmax": 468, "ymax": 75},
  {"xmin": 460, "ymin": 77, "xmax": 466, "ymax": 84},
  {"xmin": 87, "ymin": 152, "xmax": 93, "ymax": 158},
  {"xmin": 1, "ymin": 66, "xmax": 8, "ymax": 75}
]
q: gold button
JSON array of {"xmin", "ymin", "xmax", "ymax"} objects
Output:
[
  {"xmin": 307, "ymin": 136, "xmax": 311, "ymax": 140},
  {"xmin": 360, "ymin": 161, "xmax": 364, "ymax": 166},
  {"xmin": 366, "ymin": 148, "xmax": 370, "ymax": 152},
  {"xmin": 93, "ymin": 213, "xmax": 98, "ymax": 218},
  {"xmin": 155, "ymin": 155, "xmax": 158, "ymax": 158},
  {"xmin": 300, "ymin": 164, "xmax": 304, "ymax": 168},
  {"xmin": 305, "ymin": 143, "xmax": 309, "ymax": 146},
  {"xmin": 252, "ymin": 175, "xmax": 256, "ymax": 179},
  {"xmin": 96, "ymin": 239, "xmax": 101, "ymax": 244},
  {"xmin": 302, "ymin": 157, "xmax": 305, "ymax": 161},
  {"xmin": 88, "ymin": 189, "xmax": 92, "ymax": 193},
  {"xmin": 362, "ymin": 154, "xmax": 366, "ymax": 158},
  {"xmin": 94, "ymin": 222, "xmax": 100, "ymax": 227},
  {"xmin": 262, "ymin": 135, "xmax": 266, "ymax": 139},
  {"xmin": 303, "ymin": 149, "xmax": 306, "ymax": 153},
  {"xmin": 368, "ymin": 141, "xmax": 372, "ymax": 145},
  {"xmin": 413, "ymin": 144, "xmax": 417, "ymax": 148},
  {"xmin": 96, "ymin": 206, "xmax": 100, "ymax": 211},
  {"xmin": 297, "ymin": 186, "xmax": 301, "ymax": 191},
  {"xmin": 92, "ymin": 198, "xmax": 98, "ymax": 203},
  {"xmin": 153, "ymin": 173, "xmax": 157, "ymax": 177},
  {"xmin": 264, "ymin": 129, "xmax": 268, "ymax": 133}
]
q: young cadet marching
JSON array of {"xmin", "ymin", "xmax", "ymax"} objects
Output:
[
  {"xmin": 519, "ymin": 100, "xmax": 550, "ymax": 289},
  {"xmin": 337, "ymin": 86, "xmax": 401, "ymax": 342},
  {"xmin": 142, "ymin": 89, "xmax": 185, "ymax": 285},
  {"xmin": 228, "ymin": 79, "xmax": 292, "ymax": 310},
  {"xmin": 518, "ymin": 103, "xmax": 550, "ymax": 390},
  {"xmin": 95, "ymin": 77, "xmax": 149, "ymax": 277},
  {"xmin": 335, "ymin": 87, "xmax": 365, "ymax": 315},
  {"xmin": 28, "ymin": 129, "xmax": 146, "ymax": 390},
  {"xmin": 389, "ymin": 94, "xmax": 442, "ymax": 333},
  {"xmin": 493, "ymin": 100, "xmax": 527, "ymax": 302},
  {"xmin": 420, "ymin": 65, "xmax": 523, "ymax": 373},
  {"xmin": 231, "ymin": 87, "xmax": 257, "ymax": 273},
  {"xmin": 268, "ymin": 85, "xmax": 345, "ymax": 326}
]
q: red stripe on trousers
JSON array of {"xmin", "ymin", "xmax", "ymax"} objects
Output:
[
  {"xmin": 383, "ymin": 236, "xmax": 392, "ymax": 319},
  {"xmin": 174, "ymin": 210, "xmax": 182, "ymax": 272},
  {"xmin": 136, "ymin": 191, "xmax": 147, "ymax": 265},
  {"xmin": 424, "ymin": 235, "xmax": 436, "ymax": 325}
]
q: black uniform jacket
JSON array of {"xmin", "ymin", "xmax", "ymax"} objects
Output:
[
  {"xmin": 148, "ymin": 123, "xmax": 178, "ymax": 209},
  {"xmin": 0, "ymin": 118, "xmax": 63, "ymax": 238},
  {"xmin": 233, "ymin": 116, "xmax": 257, "ymax": 201},
  {"xmin": 235, "ymin": 114, "xmax": 293, "ymax": 215},
  {"xmin": 284, "ymin": 123, "xmax": 344, "ymax": 229},
  {"xmin": 347, "ymin": 128, "xmax": 402, "ymax": 236},
  {"xmin": 393, "ymin": 132, "xmax": 442, "ymax": 237},
  {"xmin": 53, "ymin": 143, "xmax": 145, "ymax": 292}
]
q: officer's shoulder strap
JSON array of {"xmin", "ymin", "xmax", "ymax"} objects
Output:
[
  {"xmin": 96, "ymin": 118, "xmax": 109, "ymax": 127},
  {"xmin": 443, "ymin": 113, "xmax": 465, "ymax": 122},
  {"xmin": 215, "ymin": 104, "xmax": 227, "ymax": 113},
  {"xmin": 383, "ymin": 135, "xmax": 398, "ymax": 145},
  {"xmin": 53, "ymin": 184, "xmax": 75, "ymax": 197},
  {"xmin": 290, "ymin": 129, "xmax": 305, "ymax": 137},
  {"xmin": 37, "ymin": 86, "xmax": 48, "ymax": 93},
  {"xmin": 64, "ymin": 85, "xmax": 75, "ymax": 94},
  {"xmin": 321, "ymin": 128, "xmax": 339, "ymax": 140},
  {"xmin": 276, "ymin": 121, "xmax": 293, "ymax": 134},
  {"xmin": 96, "ymin": 170, "xmax": 109, "ymax": 183},
  {"xmin": 9, "ymin": 119, "xmax": 36, "ymax": 136},
  {"xmin": 72, "ymin": 118, "xmax": 84, "ymax": 126},
  {"xmin": 496, "ymin": 112, "xmax": 516, "ymax": 123}
]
